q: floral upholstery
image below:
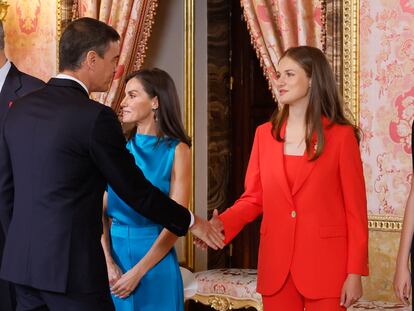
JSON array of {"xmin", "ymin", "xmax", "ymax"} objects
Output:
[
  {"xmin": 194, "ymin": 269, "xmax": 262, "ymax": 302},
  {"xmin": 349, "ymin": 300, "xmax": 411, "ymax": 310},
  {"xmin": 193, "ymin": 269, "xmax": 409, "ymax": 311}
]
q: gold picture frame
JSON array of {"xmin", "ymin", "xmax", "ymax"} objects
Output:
[
  {"xmin": 342, "ymin": 0, "xmax": 403, "ymax": 232},
  {"xmin": 184, "ymin": 0, "xmax": 195, "ymax": 270}
]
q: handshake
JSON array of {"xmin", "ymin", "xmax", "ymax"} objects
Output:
[{"xmin": 190, "ymin": 209, "xmax": 225, "ymax": 250}]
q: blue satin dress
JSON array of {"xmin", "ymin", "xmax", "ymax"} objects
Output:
[{"xmin": 107, "ymin": 134, "xmax": 184, "ymax": 311}]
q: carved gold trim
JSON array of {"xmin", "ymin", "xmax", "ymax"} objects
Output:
[
  {"xmin": 342, "ymin": 0, "xmax": 359, "ymax": 125},
  {"xmin": 191, "ymin": 294, "xmax": 263, "ymax": 311},
  {"xmin": 368, "ymin": 215, "xmax": 403, "ymax": 232},
  {"xmin": 0, "ymin": 0, "xmax": 9, "ymax": 22},
  {"xmin": 56, "ymin": 0, "xmax": 62, "ymax": 72},
  {"xmin": 184, "ymin": 0, "xmax": 195, "ymax": 270}
]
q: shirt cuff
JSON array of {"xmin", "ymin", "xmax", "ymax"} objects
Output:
[{"xmin": 189, "ymin": 211, "xmax": 195, "ymax": 228}]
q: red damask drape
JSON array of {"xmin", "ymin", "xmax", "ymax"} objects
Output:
[{"xmin": 241, "ymin": 0, "xmax": 325, "ymax": 100}]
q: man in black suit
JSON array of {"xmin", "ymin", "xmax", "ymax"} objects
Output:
[
  {"xmin": 0, "ymin": 17, "xmax": 223, "ymax": 311},
  {"xmin": 0, "ymin": 20, "xmax": 45, "ymax": 311}
]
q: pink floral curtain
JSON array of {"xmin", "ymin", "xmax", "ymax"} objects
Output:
[
  {"xmin": 73, "ymin": 0, "xmax": 158, "ymax": 111},
  {"xmin": 241, "ymin": 0, "xmax": 324, "ymax": 99}
]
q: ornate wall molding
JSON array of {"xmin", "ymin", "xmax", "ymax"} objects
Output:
[
  {"xmin": 368, "ymin": 215, "xmax": 403, "ymax": 232},
  {"xmin": 342, "ymin": 0, "xmax": 359, "ymax": 125},
  {"xmin": 184, "ymin": 0, "xmax": 195, "ymax": 270},
  {"xmin": 342, "ymin": 0, "xmax": 403, "ymax": 231}
]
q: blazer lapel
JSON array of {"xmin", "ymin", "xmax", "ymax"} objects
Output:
[
  {"xmin": 291, "ymin": 117, "xmax": 330, "ymax": 196},
  {"xmin": 0, "ymin": 63, "xmax": 21, "ymax": 103},
  {"xmin": 273, "ymin": 122, "xmax": 294, "ymax": 206},
  {"xmin": 291, "ymin": 138, "xmax": 317, "ymax": 196}
]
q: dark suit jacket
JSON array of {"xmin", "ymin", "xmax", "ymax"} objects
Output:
[
  {"xmin": 0, "ymin": 63, "xmax": 44, "ymax": 310},
  {"xmin": 0, "ymin": 78, "xmax": 191, "ymax": 294},
  {"xmin": 0, "ymin": 63, "xmax": 44, "ymax": 125}
]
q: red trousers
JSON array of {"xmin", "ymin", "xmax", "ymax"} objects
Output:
[{"xmin": 262, "ymin": 274, "xmax": 346, "ymax": 311}]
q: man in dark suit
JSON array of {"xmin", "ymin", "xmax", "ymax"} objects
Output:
[
  {"xmin": 0, "ymin": 17, "xmax": 223, "ymax": 311},
  {"xmin": 0, "ymin": 20, "xmax": 45, "ymax": 311}
]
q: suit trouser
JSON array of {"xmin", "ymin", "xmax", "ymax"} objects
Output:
[
  {"xmin": 0, "ymin": 279, "xmax": 16, "ymax": 310},
  {"xmin": 15, "ymin": 284, "xmax": 114, "ymax": 311},
  {"xmin": 0, "ymin": 228, "xmax": 16, "ymax": 311},
  {"xmin": 262, "ymin": 273, "xmax": 346, "ymax": 311}
]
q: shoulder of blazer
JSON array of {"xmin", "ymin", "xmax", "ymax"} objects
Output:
[
  {"xmin": 256, "ymin": 121, "xmax": 273, "ymax": 137},
  {"xmin": 324, "ymin": 122, "xmax": 355, "ymax": 136},
  {"xmin": 9, "ymin": 63, "xmax": 45, "ymax": 95},
  {"xmin": 255, "ymin": 121, "xmax": 277, "ymax": 147},
  {"xmin": 324, "ymin": 123, "xmax": 358, "ymax": 148}
]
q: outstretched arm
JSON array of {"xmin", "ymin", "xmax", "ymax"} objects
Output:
[{"xmin": 91, "ymin": 107, "xmax": 223, "ymax": 249}]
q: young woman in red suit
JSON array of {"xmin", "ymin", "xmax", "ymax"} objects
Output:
[{"xmin": 211, "ymin": 46, "xmax": 369, "ymax": 310}]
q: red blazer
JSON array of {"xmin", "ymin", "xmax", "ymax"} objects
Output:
[{"xmin": 219, "ymin": 120, "xmax": 368, "ymax": 299}]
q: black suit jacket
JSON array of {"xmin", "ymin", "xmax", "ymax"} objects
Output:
[
  {"xmin": 0, "ymin": 63, "xmax": 44, "ymax": 310},
  {"xmin": 0, "ymin": 78, "xmax": 191, "ymax": 294}
]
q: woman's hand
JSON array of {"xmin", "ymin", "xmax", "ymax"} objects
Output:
[
  {"xmin": 111, "ymin": 266, "xmax": 145, "ymax": 299},
  {"xmin": 106, "ymin": 260, "xmax": 122, "ymax": 287},
  {"xmin": 394, "ymin": 264, "xmax": 411, "ymax": 305},
  {"xmin": 194, "ymin": 209, "xmax": 224, "ymax": 251},
  {"xmin": 340, "ymin": 274, "xmax": 362, "ymax": 308}
]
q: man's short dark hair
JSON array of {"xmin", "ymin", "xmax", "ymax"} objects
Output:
[{"xmin": 59, "ymin": 17, "xmax": 120, "ymax": 72}]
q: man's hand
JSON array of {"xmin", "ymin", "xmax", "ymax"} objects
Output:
[
  {"xmin": 193, "ymin": 209, "xmax": 225, "ymax": 250},
  {"xmin": 190, "ymin": 214, "xmax": 225, "ymax": 250}
]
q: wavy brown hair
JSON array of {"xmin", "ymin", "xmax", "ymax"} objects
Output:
[
  {"xmin": 125, "ymin": 68, "xmax": 191, "ymax": 147},
  {"xmin": 271, "ymin": 46, "xmax": 359, "ymax": 160}
]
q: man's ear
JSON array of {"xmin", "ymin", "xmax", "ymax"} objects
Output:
[{"xmin": 84, "ymin": 50, "xmax": 98, "ymax": 71}]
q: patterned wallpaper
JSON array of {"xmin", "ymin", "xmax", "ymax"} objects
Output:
[
  {"xmin": 4, "ymin": 0, "xmax": 57, "ymax": 81},
  {"xmin": 360, "ymin": 0, "xmax": 414, "ymax": 218}
]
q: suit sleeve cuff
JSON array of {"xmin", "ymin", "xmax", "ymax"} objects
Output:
[{"xmin": 189, "ymin": 211, "xmax": 195, "ymax": 228}]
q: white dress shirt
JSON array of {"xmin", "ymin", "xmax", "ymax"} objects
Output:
[{"xmin": 0, "ymin": 60, "xmax": 11, "ymax": 93}]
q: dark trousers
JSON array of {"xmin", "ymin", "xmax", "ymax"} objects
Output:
[
  {"xmin": 0, "ymin": 228, "xmax": 16, "ymax": 311},
  {"xmin": 15, "ymin": 284, "xmax": 114, "ymax": 311},
  {"xmin": 0, "ymin": 279, "xmax": 16, "ymax": 310}
]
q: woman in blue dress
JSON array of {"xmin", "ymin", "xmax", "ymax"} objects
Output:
[{"xmin": 101, "ymin": 68, "xmax": 191, "ymax": 311}]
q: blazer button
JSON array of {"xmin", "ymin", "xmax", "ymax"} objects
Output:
[{"xmin": 291, "ymin": 211, "xmax": 297, "ymax": 218}]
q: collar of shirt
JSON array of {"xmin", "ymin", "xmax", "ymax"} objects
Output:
[
  {"xmin": 0, "ymin": 60, "xmax": 12, "ymax": 93},
  {"xmin": 55, "ymin": 73, "xmax": 89, "ymax": 94}
]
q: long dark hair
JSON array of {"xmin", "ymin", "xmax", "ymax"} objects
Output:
[
  {"xmin": 271, "ymin": 46, "xmax": 359, "ymax": 160},
  {"xmin": 125, "ymin": 68, "xmax": 191, "ymax": 147}
]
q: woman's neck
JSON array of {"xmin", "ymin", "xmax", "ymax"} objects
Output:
[
  {"xmin": 136, "ymin": 121, "xmax": 157, "ymax": 136},
  {"xmin": 287, "ymin": 101, "xmax": 307, "ymax": 127}
]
